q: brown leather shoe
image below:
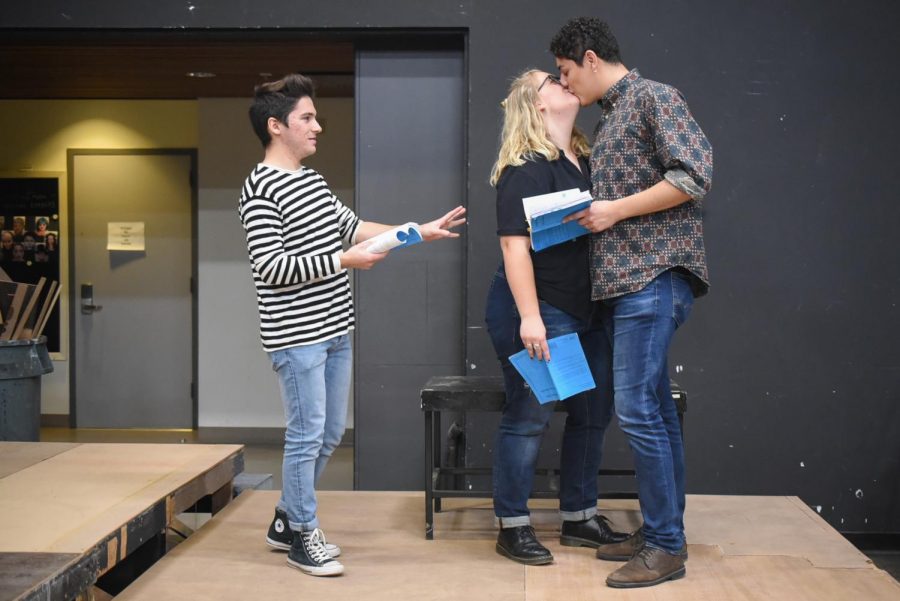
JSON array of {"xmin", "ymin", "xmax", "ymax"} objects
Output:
[
  {"xmin": 596, "ymin": 529, "xmax": 643, "ymax": 561},
  {"xmin": 606, "ymin": 546, "xmax": 686, "ymax": 588},
  {"xmin": 596, "ymin": 529, "xmax": 690, "ymax": 561}
]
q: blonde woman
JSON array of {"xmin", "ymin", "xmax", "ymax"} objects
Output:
[{"xmin": 484, "ymin": 69, "xmax": 627, "ymax": 565}]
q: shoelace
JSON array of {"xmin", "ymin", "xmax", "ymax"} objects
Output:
[
  {"xmin": 635, "ymin": 545, "xmax": 655, "ymax": 567},
  {"xmin": 303, "ymin": 528, "xmax": 333, "ymax": 563},
  {"xmin": 310, "ymin": 527, "xmax": 332, "ymax": 548},
  {"xmin": 596, "ymin": 515, "xmax": 613, "ymax": 528}
]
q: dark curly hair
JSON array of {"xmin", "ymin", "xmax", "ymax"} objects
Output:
[
  {"xmin": 248, "ymin": 73, "xmax": 316, "ymax": 148},
  {"xmin": 549, "ymin": 17, "xmax": 622, "ymax": 65}
]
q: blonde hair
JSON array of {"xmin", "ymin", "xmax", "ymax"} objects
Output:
[{"xmin": 489, "ymin": 69, "xmax": 591, "ymax": 186}]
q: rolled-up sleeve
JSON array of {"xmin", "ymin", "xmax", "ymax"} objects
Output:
[{"xmin": 650, "ymin": 88, "xmax": 714, "ymax": 200}]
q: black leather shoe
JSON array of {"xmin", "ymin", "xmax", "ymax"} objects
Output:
[
  {"xmin": 560, "ymin": 514, "xmax": 630, "ymax": 549},
  {"xmin": 596, "ymin": 528, "xmax": 644, "ymax": 561},
  {"xmin": 496, "ymin": 526, "xmax": 554, "ymax": 565}
]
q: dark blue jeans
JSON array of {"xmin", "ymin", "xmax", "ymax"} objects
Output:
[
  {"xmin": 598, "ymin": 269, "xmax": 694, "ymax": 553},
  {"xmin": 484, "ymin": 266, "xmax": 614, "ymax": 527}
]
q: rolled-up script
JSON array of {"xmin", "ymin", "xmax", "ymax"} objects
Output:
[{"xmin": 366, "ymin": 222, "xmax": 423, "ymax": 253}]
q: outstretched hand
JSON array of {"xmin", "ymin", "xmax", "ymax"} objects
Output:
[{"xmin": 419, "ymin": 205, "xmax": 467, "ymax": 242}]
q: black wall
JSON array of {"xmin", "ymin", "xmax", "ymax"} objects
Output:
[{"xmin": 4, "ymin": 0, "xmax": 898, "ymax": 534}]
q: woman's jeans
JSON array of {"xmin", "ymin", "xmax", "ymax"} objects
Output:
[
  {"xmin": 268, "ymin": 334, "xmax": 352, "ymax": 532},
  {"xmin": 485, "ymin": 266, "xmax": 614, "ymax": 527},
  {"xmin": 598, "ymin": 269, "xmax": 694, "ymax": 554}
]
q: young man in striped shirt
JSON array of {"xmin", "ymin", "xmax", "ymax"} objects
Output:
[{"xmin": 239, "ymin": 73, "xmax": 465, "ymax": 577}]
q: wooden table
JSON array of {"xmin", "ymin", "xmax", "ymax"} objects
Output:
[{"xmin": 0, "ymin": 441, "xmax": 243, "ymax": 601}]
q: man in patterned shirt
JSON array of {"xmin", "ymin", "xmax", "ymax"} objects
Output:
[{"xmin": 550, "ymin": 17, "xmax": 713, "ymax": 589}]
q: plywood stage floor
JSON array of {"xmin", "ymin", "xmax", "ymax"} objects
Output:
[
  {"xmin": 115, "ymin": 490, "xmax": 899, "ymax": 601},
  {"xmin": 0, "ymin": 441, "xmax": 244, "ymax": 601}
]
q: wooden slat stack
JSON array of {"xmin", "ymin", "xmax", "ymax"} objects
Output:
[{"xmin": 0, "ymin": 269, "xmax": 60, "ymax": 341}]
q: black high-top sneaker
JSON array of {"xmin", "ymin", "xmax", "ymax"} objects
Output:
[
  {"xmin": 287, "ymin": 528, "xmax": 344, "ymax": 577},
  {"xmin": 265, "ymin": 508, "xmax": 292, "ymax": 550},
  {"xmin": 266, "ymin": 509, "xmax": 342, "ymax": 557}
]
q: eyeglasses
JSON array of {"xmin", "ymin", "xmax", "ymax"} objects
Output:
[{"xmin": 537, "ymin": 74, "xmax": 561, "ymax": 92}]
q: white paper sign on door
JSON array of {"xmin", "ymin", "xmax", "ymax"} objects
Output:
[{"xmin": 107, "ymin": 222, "xmax": 146, "ymax": 251}]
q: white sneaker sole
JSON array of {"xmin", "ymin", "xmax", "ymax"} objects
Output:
[
  {"xmin": 287, "ymin": 557, "xmax": 344, "ymax": 576},
  {"xmin": 266, "ymin": 536, "xmax": 342, "ymax": 558},
  {"xmin": 266, "ymin": 536, "xmax": 291, "ymax": 551}
]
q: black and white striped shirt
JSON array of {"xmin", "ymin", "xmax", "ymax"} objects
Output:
[{"xmin": 239, "ymin": 164, "xmax": 361, "ymax": 352}]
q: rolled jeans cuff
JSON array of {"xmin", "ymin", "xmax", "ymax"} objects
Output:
[
  {"xmin": 496, "ymin": 515, "xmax": 531, "ymax": 529},
  {"xmin": 289, "ymin": 518, "xmax": 319, "ymax": 532},
  {"xmin": 559, "ymin": 506, "xmax": 597, "ymax": 522},
  {"xmin": 278, "ymin": 502, "xmax": 321, "ymax": 532}
]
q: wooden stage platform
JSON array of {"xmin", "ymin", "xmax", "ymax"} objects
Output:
[
  {"xmin": 0, "ymin": 442, "xmax": 244, "ymax": 601},
  {"xmin": 114, "ymin": 490, "xmax": 899, "ymax": 601}
]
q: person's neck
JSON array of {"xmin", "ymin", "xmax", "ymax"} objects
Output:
[
  {"xmin": 598, "ymin": 63, "xmax": 631, "ymax": 99},
  {"xmin": 262, "ymin": 145, "xmax": 302, "ymax": 171},
  {"xmin": 545, "ymin": 116, "xmax": 577, "ymax": 158}
]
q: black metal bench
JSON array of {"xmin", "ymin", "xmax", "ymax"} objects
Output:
[{"xmin": 420, "ymin": 375, "xmax": 687, "ymax": 539}]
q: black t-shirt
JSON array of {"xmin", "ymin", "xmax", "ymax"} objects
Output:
[{"xmin": 495, "ymin": 153, "xmax": 593, "ymax": 323}]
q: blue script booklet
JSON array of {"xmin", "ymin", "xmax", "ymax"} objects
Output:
[
  {"xmin": 522, "ymin": 188, "xmax": 592, "ymax": 252},
  {"xmin": 508, "ymin": 332, "xmax": 596, "ymax": 404},
  {"xmin": 366, "ymin": 222, "xmax": 424, "ymax": 253}
]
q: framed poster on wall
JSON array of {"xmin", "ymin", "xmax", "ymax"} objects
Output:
[{"xmin": 0, "ymin": 174, "xmax": 64, "ymax": 355}]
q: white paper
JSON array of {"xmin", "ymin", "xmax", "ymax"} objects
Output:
[
  {"xmin": 522, "ymin": 188, "xmax": 592, "ymax": 221},
  {"xmin": 107, "ymin": 222, "xmax": 145, "ymax": 251}
]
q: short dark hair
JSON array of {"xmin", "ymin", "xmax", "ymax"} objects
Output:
[
  {"xmin": 248, "ymin": 73, "xmax": 316, "ymax": 148},
  {"xmin": 550, "ymin": 17, "xmax": 622, "ymax": 66}
]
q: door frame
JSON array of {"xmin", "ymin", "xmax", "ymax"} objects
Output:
[{"xmin": 66, "ymin": 148, "xmax": 199, "ymax": 429}]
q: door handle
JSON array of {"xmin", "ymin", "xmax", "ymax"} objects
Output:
[{"xmin": 81, "ymin": 283, "xmax": 103, "ymax": 315}]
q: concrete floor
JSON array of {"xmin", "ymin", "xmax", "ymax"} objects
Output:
[{"xmin": 37, "ymin": 427, "xmax": 898, "ymax": 582}]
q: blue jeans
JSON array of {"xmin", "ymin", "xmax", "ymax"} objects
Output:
[
  {"xmin": 598, "ymin": 269, "xmax": 694, "ymax": 553},
  {"xmin": 269, "ymin": 334, "xmax": 352, "ymax": 532},
  {"xmin": 484, "ymin": 266, "xmax": 614, "ymax": 527}
]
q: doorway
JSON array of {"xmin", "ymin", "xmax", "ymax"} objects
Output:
[{"xmin": 69, "ymin": 150, "xmax": 197, "ymax": 428}]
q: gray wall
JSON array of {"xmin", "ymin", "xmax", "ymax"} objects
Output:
[
  {"xmin": 4, "ymin": 0, "xmax": 899, "ymax": 534},
  {"xmin": 354, "ymin": 48, "xmax": 465, "ymax": 489}
]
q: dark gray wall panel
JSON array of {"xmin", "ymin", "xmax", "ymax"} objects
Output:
[
  {"xmin": 356, "ymin": 364, "xmax": 460, "ymax": 490},
  {"xmin": 354, "ymin": 48, "xmax": 465, "ymax": 490},
  {"xmin": 4, "ymin": 0, "xmax": 900, "ymax": 533}
]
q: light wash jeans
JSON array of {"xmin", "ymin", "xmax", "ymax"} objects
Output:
[
  {"xmin": 598, "ymin": 269, "xmax": 694, "ymax": 553},
  {"xmin": 269, "ymin": 334, "xmax": 352, "ymax": 532}
]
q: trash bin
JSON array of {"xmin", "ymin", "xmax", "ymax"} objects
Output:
[{"xmin": 0, "ymin": 337, "xmax": 54, "ymax": 441}]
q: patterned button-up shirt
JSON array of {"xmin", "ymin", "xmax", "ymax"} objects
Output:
[{"xmin": 590, "ymin": 69, "xmax": 713, "ymax": 300}]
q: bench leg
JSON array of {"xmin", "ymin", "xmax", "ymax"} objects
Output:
[
  {"xmin": 424, "ymin": 409, "xmax": 434, "ymax": 540},
  {"xmin": 433, "ymin": 409, "xmax": 442, "ymax": 514}
]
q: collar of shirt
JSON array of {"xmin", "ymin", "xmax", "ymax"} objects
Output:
[{"xmin": 599, "ymin": 68, "xmax": 642, "ymax": 110}]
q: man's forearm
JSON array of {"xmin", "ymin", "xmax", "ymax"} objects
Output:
[
  {"xmin": 614, "ymin": 179, "xmax": 691, "ymax": 221},
  {"xmin": 354, "ymin": 221, "xmax": 396, "ymax": 242}
]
